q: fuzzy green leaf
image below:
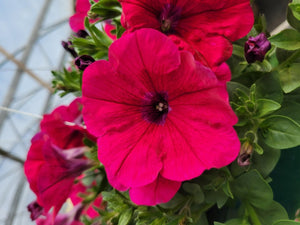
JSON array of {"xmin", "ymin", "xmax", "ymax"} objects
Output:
[
  {"xmin": 269, "ymin": 29, "xmax": 300, "ymax": 50},
  {"xmin": 119, "ymin": 208, "xmax": 133, "ymax": 225},
  {"xmin": 278, "ymin": 63, "xmax": 300, "ymax": 93},
  {"xmin": 259, "ymin": 115, "xmax": 300, "ymax": 149},
  {"xmin": 231, "ymin": 170, "xmax": 273, "ymax": 209},
  {"xmin": 256, "ymin": 99, "xmax": 281, "ymax": 117},
  {"xmin": 255, "ymin": 72, "xmax": 283, "ymax": 104}
]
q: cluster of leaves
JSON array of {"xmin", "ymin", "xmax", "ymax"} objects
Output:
[{"xmin": 50, "ymin": 0, "xmax": 300, "ymax": 224}]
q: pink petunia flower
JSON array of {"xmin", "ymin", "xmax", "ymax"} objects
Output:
[
  {"xmin": 25, "ymin": 98, "xmax": 95, "ymax": 218},
  {"xmin": 82, "ymin": 28, "xmax": 240, "ymax": 205},
  {"xmin": 24, "ymin": 133, "xmax": 91, "ymax": 217},
  {"xmin": 69, "ymin": 0, "xmax": 99, "ymax": 33},
  {"xmin": 119, "ymin": 0, "xmax": 254, "ymax": 68}
]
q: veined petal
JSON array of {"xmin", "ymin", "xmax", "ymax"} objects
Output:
[
  {"xmin": 160, "ymin": 118, "xmax": 240, "ymax": 181},
  {"xmin": 178, "ymin": 0, "xmax": 254, "ymax": 41},
  {"xmin": 98, "ymin": 123, "xmax": 163, "ymax": 188},
  {"xmin": 129, "ymin": 176, "xmax": 181, "ymax": 206},
  {"xmin": 109, "ymin": 28, "xmax": 181, "ymax": 83}
]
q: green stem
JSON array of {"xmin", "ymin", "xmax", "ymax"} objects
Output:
[{"xmin": 245, "ymin": 202, "xmax": 262, "ymax": 225}]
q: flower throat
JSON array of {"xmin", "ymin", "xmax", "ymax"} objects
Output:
[{"xmin": 142, "ymin": 91, "xmax": 169, "ymax": 125}]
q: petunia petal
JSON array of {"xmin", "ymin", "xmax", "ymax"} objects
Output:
[
  {"xmin": 129, "ymin": 176, "xmax": 181, "ymax": 206},
  {"xmin": 160, "ymin": 117, "xmax": 240, "ymax": 181},
  {"xmin": 69, "ymin": 13, "xmax": 86, "ymax": 33},
  {"xmin": 109, "ymin": 28, "xmax": 181, "ymax": 83},
  {"xmin": 178, "ymin": 0, "xmax": 254, "ymax": 41},
  {"xmin": 98, "ymin": 122, "xmax": 163, "ymax": 188}
]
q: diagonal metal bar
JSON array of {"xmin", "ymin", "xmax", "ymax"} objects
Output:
[
  {"xmin": 0, "ymin": 45, "xmax": 54, "ymax": 92},
  {"xmin": 0, "ymin": 148, "xmax": 24, "ymax": 164}
]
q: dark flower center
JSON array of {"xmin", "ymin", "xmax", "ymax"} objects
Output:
[
  {"xmin": 142, "ymin": 91, "xmax": 169, "ymax": 125},
  {"xmin": 159, "ymin": 4, "xmax": 181, "ymax": 34}
]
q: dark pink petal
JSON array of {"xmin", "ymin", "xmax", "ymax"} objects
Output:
[
  {"xmin": 178, "ymin": 0, "xmax": 254, "ymax": 41},
  {"xmin": 82, "ymin": 61, "xmax": 146, "ymax": 137},
  {"xmin": 37, "ymin": 164, "xmax": 75, "ymax": 214},
  {"xmin": 69, "ymin": 13, "xmax": 86, "ymax": 33},
  {"xmin": 129, "ymin": 176, "xmax": 181, "ymax": 206},
  {"xmin": 191, "ymin": 35, "xmax": 233, "ymax": 68},
  {"xmin": 109, "ymin": 28, "xmax": 181, "ymax": 81},
  {"xmin": 160, "ymin": 119, "xmax": 240, "ymax": 181},
  {"xmin": 75, "ymin": 0, "xmax": 91, "ymax": 13},
  {"xmin": 120, "ymin": 0, "xmax": 161, "ymax": 31},
  {"xmin": 41, "ymin": 98, "xmax": 86, "ymax": 149},
  {"xmin": 98, "ymin": 123, "xmax": 163, "ymax": 188},
  {"xmin": 212, "ymin": 62, "xmax": 232, "ymax": 83},
  {"xmin": 24, "ymin": 132, "xmax": 48, "ymax": 195}
]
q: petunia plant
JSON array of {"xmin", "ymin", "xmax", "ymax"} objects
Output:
[{"xmin": 25, "ymin": 0, "xmax": 300, "ymax": 224}]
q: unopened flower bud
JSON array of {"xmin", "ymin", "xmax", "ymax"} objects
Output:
[
  {"xmin": 87, "ymin": 10, "xmax": 98, "ymax": 20},
  {"xmin": 76, "ymin": 30, "xmax": 89, "ymax": 38},
  {"xmin": 244, "ymin": 33, "xmax": 271, "ymax": 63},
  {"xmin": 237, "ymin": 141, "xmax": 253, "ymax": 166},
  {"xmin": 75, "ymin": 55, "xmax": 95, "ymax": 71},
  {"xmin": 27, "ymin": 201, "xmax": 44, "ymax": 220},
  {"xmin": 61, "ymin": 41, "xmax": 78, "ymax": 58}
]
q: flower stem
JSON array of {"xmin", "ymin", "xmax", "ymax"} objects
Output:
[{"xmin": 245, "ymin": 202, "xmax": 262, "ymax": 225}]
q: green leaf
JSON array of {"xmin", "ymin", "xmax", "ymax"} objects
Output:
[
  {"xmin": 255, "ymin": 72, "xmax": 283, "ymax": 104},
  {"xmin": 259, "ymin": 115, "xmax": 300, "ymax": 149},
  {"xmin": 232, "ymin": 44, "xmax": 245, "ymax": 58},
  {"xmin": 287, "ymin": 3, "xmax": 300, "ymax": 31},
  {"xmin": 273, "ymin": 221, "xmax": 300, "ymax": 225},
  {"xmin": 118, "ymin": 208, "xmax": 133, "ymax": 225},
  {"xmin": 276, "ymin": 99, "xmax": 300, "ymax": 125},
  {"xmin": 256, "ymin": 99, "xmax": 281, "ymax": 117},
  {"xmin": 224, "ymin": 218, "xmax": 250, "ymax": 225},
  {"xmin": 256, "ymin": 201, "xmax": 289, "ymax": 225},
  {"xmin": 289, "ymin": 1, "xmax": 300, "ymax": 21},
  {"xmin": 251, "ymin": 142, "xmax": 280, "ymax": 177},
  {"xmin": 269, "ymin": 29, "xmax": 300, "ymax": 50},
  {"xmin": 231, "ymin": 170, "xmax": 273, "ymax": 209},
  {"xmin": 182, "ymin": 183, "xmax": 205, "ymax": 204},
  {"xmin": 278, "ymin": 63, "xmax": 300, "ymax": 93}
]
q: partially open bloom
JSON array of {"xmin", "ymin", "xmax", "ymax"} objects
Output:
[
  {"xmin": 119, "ymin": 0, "xmax": 254, "ymax": 68},
  {"xmin": 244, "ymin": 33, "xmax": 271, "ymax": 63},
  {"xmin": 69, "ymin": 0, "xmax": 99, "ymax": 32},
  {"xmin": 82, "ymin": 28, "xmax": 240, "ymax": 205},
  {"xmin": 25, "ymin": 98, "xmax": 95, "ymax": 217},
  {"xmin": 24, "ymin": 133, "xmax": 91, "ymax": 216},
  {"xmin": 75, "ymin": 55, "xmax": 95, "ymax": 71}
]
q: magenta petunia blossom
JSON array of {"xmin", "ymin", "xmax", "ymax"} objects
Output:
[
  {"xmin": 82, "ymin": 28, "xmax": 240, "ymax": 205},
  {"xmin": 69, "ymin": 0, "xmax": 99, "ymax": 32},
  {"xmin": 24, "ymin": 133, "xmax": 91, "ymax": 217},
  {"xmin": 119, "ymin": 0, "xmax": 254, "ymax": 68},
  {"xmin": 25, "ymin": 98, "xmax": 94, "ymax": 217}
]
